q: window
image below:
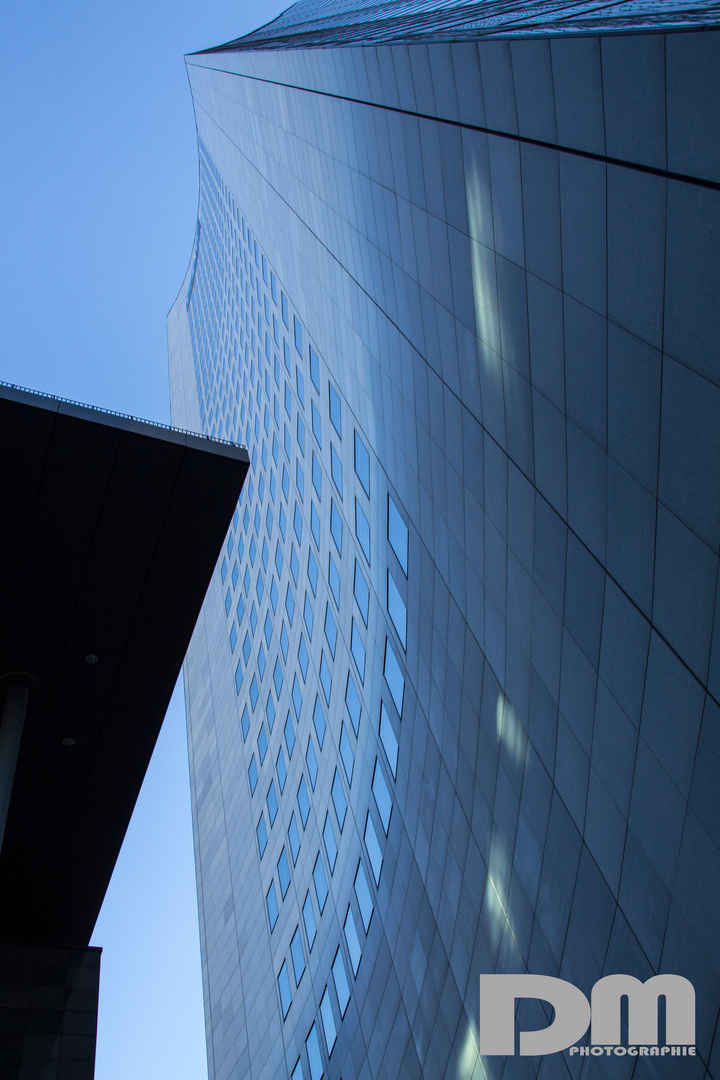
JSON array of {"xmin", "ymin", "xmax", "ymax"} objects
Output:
[
  {"xmin": 320, "ymin": 652, "xmax": 332, "ymax": 704},
  {"xmin": 320, "ymin": 987, "xmax": 337, "ymax": 1055},
  {"xmin": 387, "ymin": 570, "xmax": 407, "ymax": 648},
  {"xmin": 286, "ymin": 586, "xmax": 295, "ymax": 625},
  {"xmin": 345, "ymin": 673, "xmax": 361, "ymax": 735},
  {"xmin": 275, "ymin": 541, "xmax": 283, "ymax": 576},
  {"xmin": 313, "ymin": 853, "xmax": 328, "ymax": 911},
  {"xmin": 285, "ymin": 712, "xmax": 296, "ymax": 757},
  {"xmin": 354, "ymin": 860, "xmax": 373, "ymax": 931},
  {"xmin": 354, "ymin": 431, "xmax": 370, "ymax": 495},
  {"xmin": 264, "ymin": 611, "xmax": 273, "ymax": 647},
  {"xmin": 293, "ymin": 504, "xmax": 302, "ymax": 545},
  {"xmin": 291, "ymin": 1060, "xmax": 304, "ymax": 1080},
  {"xmin": 372, "ymin": 759, "xmax": 392, "ymax": 834},
  {"xmin": 364, "ymin": 814, "xmax": 382, "ymax": 885},
  {"xmin": 379, "ymin": 701, "xmax": 398, "ymax": 778},
  {"xmin": 328, "ymin": 554, "xmax": 340, "ymax": 607},
  {"xmin": 351, "ymin": 619, "xmax": 366, "ymax": 681},
  {"xmin": 311, "ymin": 401, "xmax": 321, "ymax": 447},
  {"xmin": 312, "ymin": 451, "xmax": 322, "ymax": 499},
  {"xmin": 297, "ymin": 413, "xmax": 305, "ymax": 456},
  {"xmin": 257, "ymin": 643, "xmax": 266, "ymax": 679},
  {"xmin": 291, "ymin": 544, "xmax": 299, "ymax": 585},
  {"xmin": 258, "ymin": 724, "xmax": 268, "ymax": 763},
  {"xmin": 355, "ymin": 499, "xmax": 370, "ymax": 563},
  {"xmin": 308, "ymin": 548, "xmax": 318, "ymax": 595},
  {"xmin": 312, "ymin": 695, "xmax": 326, "ymax": 748},
  {"xmin": 296, "ymin": 366, "xmax": 305, "ymax": 407},
  {"xmin": 277, "ymin": 747, "xmax": 287, "ymax": 792},
  {"xmin": 306, "ymin": 737, "xmax": 318, "ymax": 790},
  {"xmin": 281, "ymin": 292, "xmax": 289, "ymax": 328},
  {"xmin": 248, "ymin": 755, "xmax": 258, "ymax": 794},
  {"xmin": 298, "ymin": 775, "xmax": 310, "ymax": 826},
  {"xmin": 303, "ymin": 892, "xmax": 317, "ymax": 950},
  {"xmin": 240, "ymin": 705, "xmax": 250, "ymax": 741},
  {"xmin": 266, "ymin": 690, "xmax": 275, "ymax": 731},
  {"xmin": 267, "ymin": 780, "xmax": 278, "ymax": 825},
  {"xmin": 324, "ymin": 605, "xmax": 337, "ymax": 657},
  {"xmin": 294, "ymin": 316, "xmax": 302, "ymax": 354},
  {"xmin": 270, "ymin": 577, "xmax": 278, "ymax": 613},
  {"xmin": 292, "ymin": 675, "xmax": 302, "ymax": 720},
  {"xmin": 306, "ymin": 1024, "xmax": 323, "ymax": 1080},
  {"xmin": 331, "ymin": 770, "xmax": 347, "ymax": 829},
  {"xmin": 339, "ymin": 723, "xmax": 354, "ymax": 783},
  {"xmin": 329, "ymin": 383, "xmax": 341, "ymax": 437},
  {"xmin": 344, "ymin": 907, "xmax": 361, "ymax": 975},
  {"xmin": 296, "ymin": 460, "xmax": 304, "ymax": 501},
  {"xmin": 267, "ymin": 881, "xmax": 278, "ymax": 930},
  {"xmin": 388, "ymin": 493, "xmax": 408, "ymax": 574},
  {"xmin": 257, "ymin": 814, "xmax": 267, "ymax": 857},
  {"xmin": 309, "ymin": 345, "xmax": 320, "ymax": 392},
  {"xmin": 289, "ymin": 812, "xmax": 300, "ymax": 863},
  {"xmin": 281, "ymin": 622, "xmax": 289, "ymax": 661},
  {"xmin": 332, "ymin": 950, "xmax": 350, "ymax": 1016},
  {"xmin": 384, "ymin": 639, "xmax": 405, "ymax": 716},
  {"xmin": 353, "ymin": 561, "xmax": 369, "ymax": 625},
  {"xmin": 298, "ymin": 635, "xmax": 309, "ymax": 681},
  {"xmin": 311, "ymin": 502, "xmax": 321, "ymax": 548},
  {"xmin": 291, "ymin": 926, "xmax": 305, "ymax": 983},
  {"xmin": 303, "ymin": 594, "xmax": 314, "ymax": 638},
  {"xmin": 278, "ymin": 846, "xmax": 291, "ymax": 897},
  {"xmin": 274, "ymin": 658, "xmax": 284, "ymax": 698},
  {"xmin": 323, "ymin": 814, "xmax": 338, "ymax": 873},
  {"xmin": 235, "ymin": 658, "xmax": 243, "ymax": 695},
  {"xmin": 330, "ymin": 444, "xmax": 343, "ymax": 497},
  {"xmin": 278, "ymin": 962, "xmax": 291, "ymax": 1017},
  {"xmin": 330, "ymin": 500, "xmax": 342, "ymax": 554}
]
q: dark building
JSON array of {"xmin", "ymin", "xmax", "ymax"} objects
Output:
[
  {"xmin": 168, "ymin": 4, "xmax": 720, "ymax": 1078},
  {"xmin": 0, "ymin": 384, "xmax": 248, "ymax": 1080}
]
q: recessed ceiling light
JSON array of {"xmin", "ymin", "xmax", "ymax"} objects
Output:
[{"xmin": 84, "ymin": 653, "xmax": 99, "ymax": 665}]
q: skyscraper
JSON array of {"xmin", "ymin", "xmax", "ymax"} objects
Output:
[{"xmin": 168, "ymin": 4, "xmax": 720, "ymax": 1078}]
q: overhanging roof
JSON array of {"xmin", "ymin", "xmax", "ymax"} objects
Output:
[{"xmin": 0, "ymin": 384, "xmax": 249, "ymax": 947}]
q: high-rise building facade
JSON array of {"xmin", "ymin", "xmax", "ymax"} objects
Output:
[{"xmin": 168, "ymin": 5, "xmax": 720, "ymax": 1079}]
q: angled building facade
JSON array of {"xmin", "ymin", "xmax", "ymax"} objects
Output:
[{"xmin": 168, "ymin": 5, "xmax": 720, "ymax": 1079}]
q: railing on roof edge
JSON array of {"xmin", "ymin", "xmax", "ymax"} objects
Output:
[{"xmin": 0, "ymin": 381, "xmax": 246, "ymax": 451}]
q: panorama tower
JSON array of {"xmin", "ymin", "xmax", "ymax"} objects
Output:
[{"xmin": 168, "ymin": 3, "xmax": 720, "ymax": 1078}]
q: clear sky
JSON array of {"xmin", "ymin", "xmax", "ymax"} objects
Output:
[{"xmin": 0, "ymin": 2, "xmax": 288, "ymax": 1077}]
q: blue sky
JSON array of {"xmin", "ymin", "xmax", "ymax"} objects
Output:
[{"xmin": 0, "ymin": 3, "xmax": 288, "ymax": 1077}]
